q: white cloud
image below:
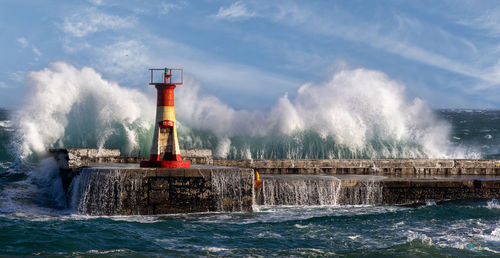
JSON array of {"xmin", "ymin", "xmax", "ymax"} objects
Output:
[
  {"xmin": 62, "ymin": 8, "xmax": 136, "ymax": 38},
  {"xmin": 96, "ymin": 40, "xmax": 151, "ymax": 77},
  {"xmin": 175, "ymin": 68, "xmax": 465, "ymax": 158},
  {"xmin": 32, "ymin": 47, "xmax": 42, "ymax": 56},
  {"xmin": 16, "ymin": 37, "xmax": 42, "ymax": 58},
  {"xmin": 214, "ymin": 1, "xmax": 255, "ymax": 20},
  {"xmin": 160, "ymin": 1, "xmax": 185, "ymax": 14},
  {"xmin": 265, "ymin": 2, "xmax": 500, "ymax": 86},
  {"xmin": 17, "ymin": 37, "xmax": 29, "ymax": 48},
  {"xmin": 161, "ymin": 3, "xmax": 178, "ymax": 14},
  {"xmin": 459, "ymin": 8, "xmax": 500, "ymax": 37},
  {"xmin": 0, "ymin": 82, "xmax": 9, "ymax": 89},
  {"xmin": 9, "ymin": 71, "xmax": 25, "ymax": 82},
  {"xmin": 141, "ymin": 35, "xmax": 299, "ymax": 98},
  {"xmin": 62, "ymin": 38, "xmax": 91, "ymax": 53},
  {"xmin": 87, "ymin": 0, "xmax": 103, "ymax": 5},
  {"xmin": 87, "ymin": 30, "xmax": 298, "ymax": 108}
]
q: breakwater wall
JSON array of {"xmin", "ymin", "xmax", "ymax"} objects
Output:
[
  {"xmin": 71, "ymin": 167, "xmax": 254, "ymax": 216},
  {"xmin": 50, "ymin": 149, "xmax": 500, "ymax": 215},
  {"xmin": 254, "ymin": 175, "xmax": 500, "ymax": 206},
  {"xmin": 214, "ymin": 159, "xmax": 500, "ymax": 175},
  {"xmin": 49, "ymin": 148, "xmax": 213, "ymax": 169}
]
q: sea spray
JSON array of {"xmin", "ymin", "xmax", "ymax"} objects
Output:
[
  {"xmin": 262, "ymin": 178, "xmax": 342, "ymax": 206},
  {"xmin": 176, "ymin": 68, "xmax": 474, "ymax": 159},
  {"xmin": 70, "ymin": 168, "xmax": 145, "ymax": 215},
  {"xmin": 259, "ymin": 175, "xmax": 384, "ymax": 206},
  {"xmin": 10, "ymin": 63, "xmax": 478, "ymax": 160},
  {"xmin": 339, "ymin": 180, "xmax": 383, "ymax": 205},
  {"xmin": 68, "ymin": 167, "xmax": 254, "ymax": 214},
  {"xmin": 0, "ymin": 157, "xmax": 65, "ymax": 214},
  {"xmin": 11, "ymin": 62, "xmax": 155, "ymax": 160}
]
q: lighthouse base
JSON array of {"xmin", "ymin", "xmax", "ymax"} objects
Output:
[{"xmin": 140, "ymin": 160, "xmax": 191, "ymax": 168}]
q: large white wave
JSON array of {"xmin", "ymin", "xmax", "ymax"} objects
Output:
[
  {"xmin": 12, "ymin": 62, "xmax": 155, "ymax": 158},
  {"xmin": 12, "ymin": 62, "xmax": 472, "ymax": 159},
  {"xmin": 176, "ymin": 68, "xmax": 469, "ymax": 158}
]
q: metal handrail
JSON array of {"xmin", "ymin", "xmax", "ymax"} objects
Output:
[{"xmin": 149, "ymin": 68, "xmax": 183, "ymax": 85}]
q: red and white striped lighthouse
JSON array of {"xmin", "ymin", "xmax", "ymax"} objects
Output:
[{"xmin": 140, "ymin": 68, "xmax": 190, "ymax": 168}]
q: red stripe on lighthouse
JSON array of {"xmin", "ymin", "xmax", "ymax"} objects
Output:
[{"xmin": 156, "ymin": 85, "xmax": 175, "ymax": 106}]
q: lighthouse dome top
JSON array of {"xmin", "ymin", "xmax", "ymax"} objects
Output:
[{"xmin": 149, "ymin": 68, "xmax": 183, "ymax": 86}]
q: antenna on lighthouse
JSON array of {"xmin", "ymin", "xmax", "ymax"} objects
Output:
[{"xmin": 140, "ymin": 68, "xmax": 190, "ymax": 168}]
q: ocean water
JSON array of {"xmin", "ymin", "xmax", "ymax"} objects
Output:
[
  {"xmin": 1, "ymin": 202, "xmax": 500, "ymax": 256},
  {"xmin": 1, "ymin": 107, "xmax": 500, "ymax": 256},
  {"xmin": 1, "ymin": 65, "xmax": 500, "ymax": 256}
]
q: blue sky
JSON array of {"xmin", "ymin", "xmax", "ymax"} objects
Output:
[{"xmin": 1, "ymin": 0, "xmax": 500, "ymax": 109}]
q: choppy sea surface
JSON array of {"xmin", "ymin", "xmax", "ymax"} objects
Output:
[
  {"xmin": 1, "ymin": 203, "xmax": 500, "ymax": 257},
  {"xmin": 1, "ymin": 108, "xmax": 500, "ymax": 256}
]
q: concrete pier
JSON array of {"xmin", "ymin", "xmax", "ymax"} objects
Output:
[
  {"xmin": 71, "ymin": 166, "xmax": 253, "ymax": 216},
  {"xmin": 253, "ymin": 174, "xmax": 500, "ymax": 206},
  {"xmin": 50, "ymin": 149, "xmax": 500, "ymax": 215},
  {"xmin": 214, "ymin": 159, "xmax": 500, "ymax": 175}
]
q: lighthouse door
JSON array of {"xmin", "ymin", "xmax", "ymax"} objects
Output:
[{"xmin": 158, "ymin": 126, "xmax": 174, "ymax": 160}]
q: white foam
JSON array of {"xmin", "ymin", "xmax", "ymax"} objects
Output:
[
  {"xmin": 10, "ymin": 63, "xmax": 477, "ymax": 159},
  {"xmin": 0, "ymin": 157, "xmax": 67, "ymax": 216},
  {"xmin": 11, "ymin": 62, "xmax": 155, "ymax": 158},
  {"xmin": 0, "ymin": 120, "xmax": 14, "ymax": 132},
  {"xmin": 487, "ymin": 199, "xmax": 500, "ymax": 209},
  {"xmin": 0, "ymin": 162, "xmax": 10, "ymax": 169},
  {"xmin": 406, "ymin": 231, "xmax": 433, "ymax": 245},
  {"xmin": 294, "ymin": 224, "xmax": 310, "ymax": 229},
  {"xmin": 202, "ymin": 247, "xmax": 230, "ymax": 252},
  {"xmin": 176, "ymin": 68, "xmax": 473, "ymax": 158},
  {"xmin": 478, "ymin": 227, "xmax": 500, "ymax": 243},
  {"xmin": 86, "ymin": 249, "xmax": 131, "ymax": 254},
  {"xmin": 32, "ymin": 249, "xmax": 133, "ymax": 256},
  {"xmin": 0, "ymin": 120, "xmax": 11, "ymax": 128},
  {"xmin": 425, "ymin": 200, "xmax": 437, "ymax": 206}
]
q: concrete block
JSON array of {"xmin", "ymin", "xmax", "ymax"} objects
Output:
[
  {"xmin": 149, "ymin": 190, "xmax": 169, "ymax": 205},
  {"xmin": 156, "ymin": 168, "xmax": 185, "ymax": 177}
]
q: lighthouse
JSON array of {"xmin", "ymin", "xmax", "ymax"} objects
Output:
[{"xmin": 140, "ymin": 68, "xmax": 190, "ymax": 168}]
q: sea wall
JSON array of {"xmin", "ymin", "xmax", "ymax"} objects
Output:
[
  {"xmin": 50, "ymin": 149, "xmax": 500, "ymax": 175},
  {"xmin": 254, "ymin": 175, "xmax": 500, "ymax": 206},
  {"xmin": 380, "ymin": 179, "xmax": 500, "ymax": 205},
  {"xmin": 214, "ymin": 159, "xmax": 500, "ymax": 175},
  {"xmin": 50, "ymin": 149, "xmax": 500, "ymax": 214},
  {"xmin": 49, "ymin": 148, "xmax": 213, "ymax": 170},
  {"xmin": 71, "ymin": 167, "xmax": 254, "ymax": 216}
]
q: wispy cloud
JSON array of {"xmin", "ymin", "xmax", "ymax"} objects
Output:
[
  {"xmin": 459, "ymin": 8, "xmax": 500, "ymax": 37},
  {"xmin": 16, "ymin": 37, "xmax": 29, "ymax": 48},
  {"xmin": 95, "ymin": 40, "xmax": 151, "ymax": 79},
  {"xmin": 62, "ymin": 7, "xmax": 136, "ymax": 38},
  {"xmin": 0, "ymin": 82, "xmax": 9, "ymax": 89},
  {"xmin": 214, "ymin": 1, "xmax": 255, "ymax": 20},
  {"xmin": 32, "ymin": 47, "xmax": 42, "ymax": 57},
  {"xmin": 56, "ymin": 5, "xmax": 297, "ymax": 106},
  {"xmin": 87, "ymin": 0, "xmax": 104, "ymax": 5},
  {"xmin": 262, "ymin": 2, "xmax": 500, "ymax": 86},
  {"xmin": 9, "ymin": 71, "xmax": 25, "ymax": 83},
  {"xmin": 16, "ymin": 37, "xmax": 42, "ymax": 57},
  {"xmin": 160, "ymin": 1, "xmax": 186, "ymax": 15},
  {"xmin": 88, "ymin": 30, "xmax": 299, "ymax": 108}
]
